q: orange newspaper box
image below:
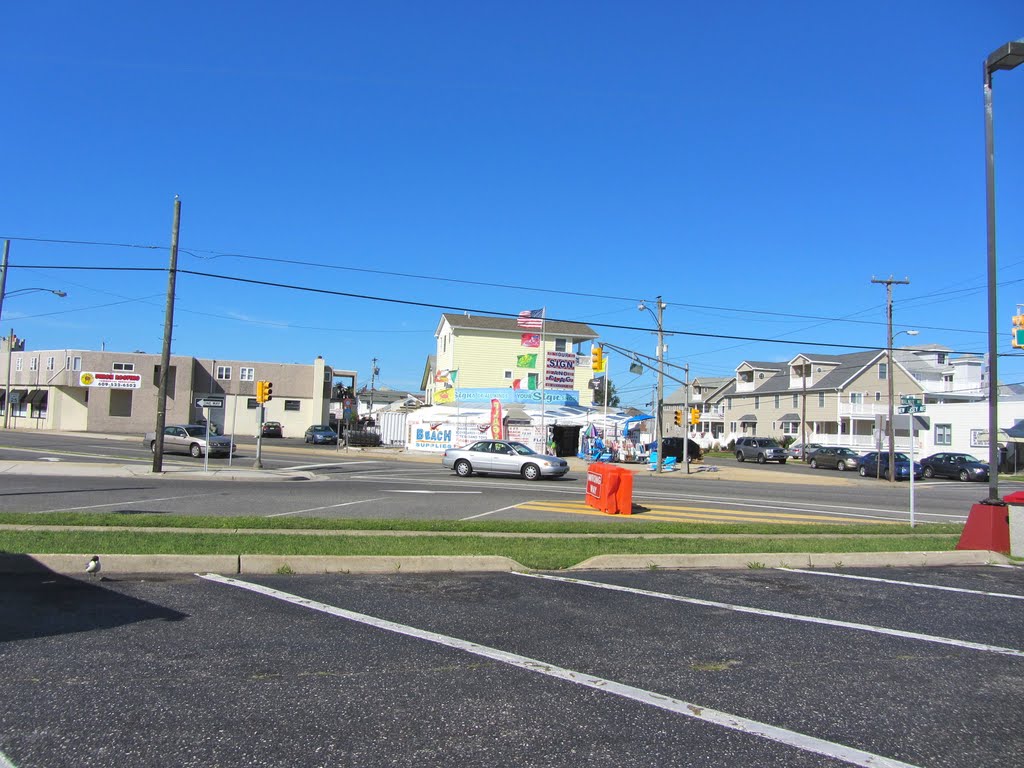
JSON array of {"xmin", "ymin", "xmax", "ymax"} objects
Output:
[{"xmin": 585, "ymin": 464, "xmax": 634, "ymax": 515}]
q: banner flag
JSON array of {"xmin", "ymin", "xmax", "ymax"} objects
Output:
[
  {"xmin": 517, "ymin": 308, "xmax": 544, "ymax": 329},
  {"xmin": 521, "ymin": 333, "xmax": 540, "ymax": 348},
  {"xmin": 516, "ymin": 354, "xmax": 537, "ymax": 368}
]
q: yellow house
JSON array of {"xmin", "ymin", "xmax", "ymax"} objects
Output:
[{"xmin": 426, "ymin": 313, "xmax": 600, "ymax": 407}]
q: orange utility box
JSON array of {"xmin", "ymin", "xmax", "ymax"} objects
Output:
[{"xmin": 585, "ymin": 464, "xmax": 634, "ymax": 515}]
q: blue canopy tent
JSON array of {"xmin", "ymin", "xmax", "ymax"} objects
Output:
[{"xmin": 621, "ymin": 414, "xmax": 653, "ymax": 436}]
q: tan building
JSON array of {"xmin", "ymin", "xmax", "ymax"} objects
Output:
[
  {"xmin": 1, "ymin": 337, "xmax": 356, "ymax": 439},
  {"xmin": 425, "ymin": 313, "xmax": 600, "ymax": 407}
]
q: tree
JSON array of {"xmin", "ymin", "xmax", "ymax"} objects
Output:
[{"xmin": 592, "ymin": 379, "xmax": 620, "ymax": 407}]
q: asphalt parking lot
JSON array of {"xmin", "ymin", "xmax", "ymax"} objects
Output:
[{"xmin": 2, "ymin": 564, "xmax": 1022, "ymax": 767}]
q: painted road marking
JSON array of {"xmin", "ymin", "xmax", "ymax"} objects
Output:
[
  {"xmin": 287, "ymin": 461, "xmax": 381, "ymax": 470},
  {"xmin": 35, "ymin": 493, "xmax": 210, "ymax": 514},
  {"xmin": 265, "ymin": 497, "xmax": 387, "ymax": 517},
  {"xmin": 514, "ymin": 572, "xmax": 1024, "ymax": 658},
  {"xmin": 778, "ymin": 568, "xmax": 1024, "ymax": 600},
  {"xmin": 388, "ymin": 490, "xmax": 483, "ymax": 494},
  {"xmin": 461, "ymin": 503, "xmax": 523, "ymax": 521},
  {"xmin": 515, "ymin": 500, "xmax": 894, "ymax": 525},
  {"xmin": 200, "ymin": 573, "xmax": 921, "ymax": 768}
]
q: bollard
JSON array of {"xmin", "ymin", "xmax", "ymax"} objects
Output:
[{"xmin": 956, "ymin": 502, "xmax": 1010, "ymax": 553}]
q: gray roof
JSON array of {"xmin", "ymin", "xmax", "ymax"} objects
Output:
[
  {"xmin": 438, "ymin": 313, "xmax": 598, "ymax": 341},
  {"xmin": 737, "ymin": 413, "xmax": 757, "ymax": 422},
  {"xmin": 733, "ymin": 350, "xmax": 886, "ymax": 395}
]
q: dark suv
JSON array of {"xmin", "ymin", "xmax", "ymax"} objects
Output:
[
  {"xmin": 735, "ymin": 437, "xmax": 788, "ymax": 464},
  {"xmin": 660, "ymin": 437, "xmax": 703, "ymax": 463}
]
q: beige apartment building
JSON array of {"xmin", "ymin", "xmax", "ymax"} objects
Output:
[{"xmin": 0, "ymin": 337, "xmax": 355, "ymax": 439}]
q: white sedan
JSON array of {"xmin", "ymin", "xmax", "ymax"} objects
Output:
[{"xmin": 442, "ymin": 440, "xmax": 569, "ymax": 480}]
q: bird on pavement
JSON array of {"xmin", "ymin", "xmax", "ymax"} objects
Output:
[{"xmin": 86, "ymin": 556, "xmax": 101, "ymax": 578}]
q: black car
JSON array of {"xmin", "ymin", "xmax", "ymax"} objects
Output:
[
  {"xmin": 658, "ymin": 437, "xmax": 703, "ymax": 463},
  {"xmin": 919, "ymin": 452, "xmax": 990, "ymax": 482},
  {"xmin": 261, "ymin": 421, "xmax": 283, "ymax": 438},
  {"xmin": 304, "ymin": 425, "xmax": 339, "ymax": 445}
]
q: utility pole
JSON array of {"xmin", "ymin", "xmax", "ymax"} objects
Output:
[
  {"xmin": 800, "ymin": 356, "xmax": 808, "ymax": 457},
  {"xmin": 368, "ymin": 358, "xmax": 379, "ymax": 420},
  {"xmin": 683, "ymin": 363, "xmax": 690, "ymax": 474},
  {"xmin": 871, "ymin": 276, "xmax": 909, "ymax": 483},
  {"xmin": 152, "ymin": 197, "xmax": 181, "ymax": 473}
]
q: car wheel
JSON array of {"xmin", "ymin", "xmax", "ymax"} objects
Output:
[
  {"xmin": 522, "ymin": 463, "xmax": 541, "ymax": 481},
  {"xmin": 756, "ymin": 454, "xmax": 766, "ymax": 464},
  {"xmin": 923, "ymin": 466, "xmax": 934, "ymax": 479},
  {"xmin": 859, "ymin": 465, "xmax": 868, "ymax": 477},
  {"xmin": 454, "ymin": 459, "xmax": 473, "ymax": 477},
  {"xmin": 189, "ymin": 443, "xmax": 202, "ymax": 458},
  {"xmin": 150, "ymin": 441, "xmax": 157, "ymax": 454},
  {"xmin": 736, "ymin": 452, "xmax": 745, "ymax": 462},
  {"xmin": 959, "ymin": 469, "xmax": 970, "ymax": 482},
  {"xmin": 837, "ymin": 461, "xmax": 847, "ymax": 471},
  {"xmin": 810, "ymin": 459, "xmax": 818, "ymax": 469},
  {"xmin": 778, "ymin": 459, "xmax": 787, "ymax": 465}
]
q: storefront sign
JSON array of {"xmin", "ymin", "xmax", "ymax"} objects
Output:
[
  {"xmin": 79, "ymin": 371, "xmax": 142, "ymax": 389},
  {"xmin": 545, "ymin": 351, "xmax": 576, "ymax": 390},
  {"xmin": 452, "ymin": 388, "xmax": 580, "ymax": 405}
]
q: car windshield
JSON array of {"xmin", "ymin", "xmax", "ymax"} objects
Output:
[
  {"xmin": 184, "ymin": 427, "xmax": 208, "ymax": 437},
  {"xmin": 312, "ymin": 426, "xmax": 332, "ymax": 433},
  {"xmin": 956, "ymin": 455, "xmax": 982, "ymax": 463},
  {"xmin": 509, "ymin": 442, "xmax": 538, "ymax": 456}
]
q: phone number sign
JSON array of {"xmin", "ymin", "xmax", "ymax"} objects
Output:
[{"xmin": 79, "ymin": 371, "xmax": 142, "ymax": 389}]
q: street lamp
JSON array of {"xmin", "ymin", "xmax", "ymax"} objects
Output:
[
  {"xmin": 638, "ymin": 297, "xmax": 666, "ymax": 474},
  {"xmin": 983, "ymin": 39, "xmax": 1024, "ymax": 504}
]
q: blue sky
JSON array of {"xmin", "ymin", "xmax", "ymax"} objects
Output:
[{"xmin": 2, "ymin": 2, "xmax": 1022, "ymax": 409}]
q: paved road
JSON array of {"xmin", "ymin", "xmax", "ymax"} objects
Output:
[
  {"xmin": 0, "ymin": 430, "xmax": 1005, "ymax": 525},
  {"xmin": 2, "ymin": 564, "xmax": 1022, "ymax": 767}
]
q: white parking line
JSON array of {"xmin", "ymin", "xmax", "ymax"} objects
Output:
[
  {"xmin": 200, "ymin": 573, "xmax": 921, "ymax": 768},
  {"xmin": 0, "ymin": 748, "xmax": 17, "ymax": 768},
  {"xmin": 514, "ymin": 572, "xmax": 1024, "ymax": 658},
  {"xmin": 35, "ymin": 493, "xmax": 209, "ymax": 514},
  {"xmin": 461, "ymin": 503, "xmax": 522, "ymax": 520},
  {"xmin": 777, "ymin": 568, "xmax": 1024, "ymax": 600},
  {"xmin": 265, "ymin": 497, "xmax": 387, "ymax": 517}
]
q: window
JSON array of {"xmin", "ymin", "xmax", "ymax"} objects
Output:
[
  {"xmin": 108, "ymin": 389, "xmax": 133, "ymax": 417},
  {"xmin": 284, "ymin": 399, "xmax": 301, "ymax": 411},
  {"xmin": 555, "ymin": 338, "xmax": 567, "ymax": 352},
  {"xmin": 792, "ymin": 394, "xmax": 799, "ymax": 407},
  {"xmin": 937, "ymin": 353, "xmax": 947, "ymax": 365},
  {"xmin": 850, "ymin": 392, "xmax": 863, "ymax": 405},
  {"xmin": 782, "ymin": 421, "xmax": 800, "ymax": 435},
  {"xmin": 878, "ymin": 362, "xmax": 888, "ymax": 380},
  {"xmin": 29, "ymin": 357, "xmax": 38, "ymax": 371},
  {"xmin": 15, "ymin": 357, "xmax": 22, "ymax": 372},
  {"xmin": 72, "ymin": 356, "xmax": 81, "ymax": 371},
  {"xmin": 113, "ymin": 362, "xmax": 135, "ymax": 372},
  {"xmin": 730, "ymin": 422, "xmax": 737, "ymax": 433},
  {"xmin": 754, "ymin": 396, "xmax": 760, "ymax": 409},
  {"xmin": 936, "ymin": 424, "xmax": 952, "ymax": 446},
  {"xmin": 503, "ymin": 370, "xmax": 513, "ymax": 380},
  {"xmin": 774, "ymin": 395, "xmax": 780, "ymax": 408},
  {"xmin": 239, "ymin": 367, "xmax": 254, "ymax": 382},
  {"xmin": 875, "ymin": 392, "xmax": 881, "ymax": 401},
  {"xmin": 818, "ymin": 392, "xmax": 825, "ymax": 407},
  {"xmin": 216, "ymin": 366, "xmax": 231, "ymax": 380},
  {"xmin": 46, "ymin": 356, "xmax": 55, "ymax": 371}
]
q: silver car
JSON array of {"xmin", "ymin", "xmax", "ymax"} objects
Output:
[
  {"xmin": 442, "ymin": 440, "xmax": 570, "ymax": 480},
  {"xmin": 144, "ymin": 424, "xmax": 237, "ymax": 458}
]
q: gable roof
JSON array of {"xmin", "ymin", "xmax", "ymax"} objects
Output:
[{"xmin": 436, "ymin": 313, "xmax": 598, "ymax": 341}]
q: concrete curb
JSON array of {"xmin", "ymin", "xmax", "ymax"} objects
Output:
[
  {"xmin": 569, "ymin": 550, "xmax": 1010, "ymax": 571},
  {"xmin": 0, "ymin": 550, "xmax": 1009, "ymax": 575}
]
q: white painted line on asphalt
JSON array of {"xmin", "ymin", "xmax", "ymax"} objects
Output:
[
  {"xmin": 287, "ymin": 461, "xmax": 381, "ymax": 470},
  {"xmin": 461, "ymin": 503, "xmax": 522, "ymax": 520},
  {"xmin": 777, "ymin": 568, "xmax": 1024, "ymax": 600},
  {"xmin": 37, "ymin": 493, "xmax": 209, "ymax": 514},
  {"xmin": 388, "ymin": 490, "xmax": 483, "ymax": 494},
  {"xmin": 265, "ymin": 497, "xmax": 387, "ymax": 517},
  {"xmin": 200, "ymin": 573, "xmax": 921, "ymax": 768},
  {"xmin": 0, "ymin": 748, "xmax": 17, "ymax": 768},
  {"xmin": 515, "ymin": 572, "xmax": 1024, "ymax": 658}
]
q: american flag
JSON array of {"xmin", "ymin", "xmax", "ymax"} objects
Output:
[{"xmin": 517, "ymin": 308, "xmax": 544, "ymax": 329}]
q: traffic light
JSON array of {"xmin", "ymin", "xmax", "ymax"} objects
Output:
[
  {"xmin": 592, "ymin": 345, "xmax": 605, "ymax": 372},
  {"xmin": 690, "ymin": 408, "xmax": 700, "ymax": 425},
  {"xmin": 674, "ymin": 409, "xmax": 682, "ymax": 426},
  {"xmin": 1013, "ymin": 314, "xmax": 1024, "ymax": 349},
  {"xmin": 256, "ymin": 380, "xmax": 274, "ymax": 404}
]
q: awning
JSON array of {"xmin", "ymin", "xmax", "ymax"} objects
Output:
[
  {"xmin": 26, "ymin": 389, "xmax": 48, "ymax": 406},
  {"xmin": 779, "ymin": 413, "xmax": 800, "ymax": 423},
  {"xmin": 738, "ymin": 414, "xmax": 757, "ymax": 422},
  {"xmin": 621, "ymin": 414, "xmax": 652, "ymax": 435},
  {"xmin": 7, "ymin": 389, "xmax": 28, "ymax": 405}
]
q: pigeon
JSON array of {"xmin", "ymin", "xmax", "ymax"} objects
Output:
[{"xmin": 86, "ymin": 556, "xmax": 101, "ymax": 578}]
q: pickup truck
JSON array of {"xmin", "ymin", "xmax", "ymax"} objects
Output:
[{"xmin": 144, "ymin": 424, "xmax": 236, "ymax": 458}]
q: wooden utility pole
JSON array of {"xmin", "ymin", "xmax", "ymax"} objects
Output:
[
  {"xmin": 871, "ymin": 276, "xmax": 910, "ymax": 483},
  {"xmin": 152, "ymin": 197, "xmax": 181, "ymax": 473}
]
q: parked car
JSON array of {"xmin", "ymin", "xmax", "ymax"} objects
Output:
[
  {"xmin": 261, "ymin": 421, "xmax": 283, "ymax": 438},
  {"xmin": 807, "ymin": 446, "xmax": 861, "ymax": 471},
  {"xmin": 857, "ymin": 451, "xmax": 923, "ymax": 481},
  {"xmin": 659, "ymin": 437, "xmax": 703, "ymax": 463},
  {"xmin": 442, "ymin": 439, "xmax": 570, "ymax": 480},
  {"xmin": 919, "ymin": 452, "xmax": 990, "ymax": 482},
  {"xmin": 734, "ymin": 437, "xmax": 788, "ymax": 464},
  {"xmin": 144, "ymin": 424, "xmax": 236, "ymax": 458},
  {"xmin": 788, "ymin": 442, "xmax": 824, "ymax": 461},
  {"xmin": 304, "ymin": 425, "xmax": 339, "ymax": 445}
]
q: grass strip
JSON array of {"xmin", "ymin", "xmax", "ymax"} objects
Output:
[
  {"xmin": 0, "ymin": 512, "xmax": 963, "ymax": 537},
  {"xmin": 0, "ymin": 530, "xmax": 959, "ymax": 571}
]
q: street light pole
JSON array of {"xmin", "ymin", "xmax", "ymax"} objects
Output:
[
  {"xmin": 983, "ymin": 40, "xmax": 1024, "ymax": 504},
  {"xmin": 872, "ymin": 276, "xmax": 909, "ymax": 483},
  {"xmin": 638, "ymin": 297, "xmax": 666, "ymax": 474}
]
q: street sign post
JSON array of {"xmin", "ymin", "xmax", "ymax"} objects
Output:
[{"xmin": 194, "ymin": 397, "xmax": 225, "ymax": 471}]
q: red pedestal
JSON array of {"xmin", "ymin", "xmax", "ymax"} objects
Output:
[{"xmin": 956, "ymin": 503, "xmax": 1010, "ymax": 553}]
